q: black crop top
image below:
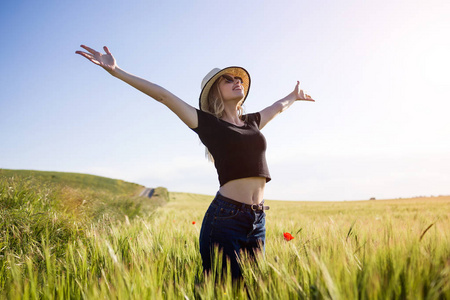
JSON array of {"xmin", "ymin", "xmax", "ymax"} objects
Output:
[{"xmin": 191, "ymin": 109, "xmax": 271, "ymax": 186}]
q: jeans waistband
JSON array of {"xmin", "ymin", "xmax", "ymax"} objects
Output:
[{"xmin": 215, "ymin": 192, "xmax": 270, "ymax": 211}]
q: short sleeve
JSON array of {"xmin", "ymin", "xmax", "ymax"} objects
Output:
[
  {"xmin": 191, "ymin": 109, "xmax": 216, "ymax": 135},
  {"xmin": 244, "ymin": 112, "xmax": 261, "ymax": 128}
]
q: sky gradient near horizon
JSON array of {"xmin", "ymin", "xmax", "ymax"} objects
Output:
[{"xmin": 1, "ymin": 0, "xmax": 449, "ymax": 201}]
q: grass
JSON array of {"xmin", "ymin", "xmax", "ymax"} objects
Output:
[{"xmin": 1, "ymin": 169, "xmax": 449, "ymax": 299}]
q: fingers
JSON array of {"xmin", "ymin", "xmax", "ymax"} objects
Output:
[
  {"xmin": 76, "ymin": 50, "xmax": 94, "ymax": 60},
  {"xmin": 304, "ymin": 94, "xmax": 315, "ymax": 102},
  {"xmin": 295, "ymin": 80, "xmax": 316, "ymax": 102},
  {"xmin": 75, "ymin": 50, "xmax": 100, "ymax": 65},
  {"xmin": 80, "ymin": 45, "xmax": 98, "ymax": 55},
  {"xmin": 103, "ymin": 46, "xmax": 111, "ymax": 55},
  {"xmin": 75, "ymin": 50, "xmax": 92, "ymax": 59}
]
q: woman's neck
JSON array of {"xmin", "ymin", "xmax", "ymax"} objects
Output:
[{"xmin": 221, "ymin": 103, "xmax": 244, "ymax": 126}]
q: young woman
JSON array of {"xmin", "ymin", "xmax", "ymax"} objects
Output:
[{"xmin": 76, "ymin": 45, "xmax": 315, "ymax": 279}]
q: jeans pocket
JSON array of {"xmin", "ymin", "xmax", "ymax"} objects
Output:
[{"xmin": 215, "ymin": 206, "xmax": 240, "ymax": 220}]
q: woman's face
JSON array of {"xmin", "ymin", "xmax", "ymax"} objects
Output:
[{"xmin": 218, "ymin": 73, "xmax": 245, "ymax": 102}]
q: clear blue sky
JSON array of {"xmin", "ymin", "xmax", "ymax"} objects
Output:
[{"xmin": 1, "ymin": 0, "xmax": 449, "ymax": 200}]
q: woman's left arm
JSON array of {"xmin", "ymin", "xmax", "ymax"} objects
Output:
[{"xmin": 258, "ymin": 81, "xmax": 314, "ymax": 129}]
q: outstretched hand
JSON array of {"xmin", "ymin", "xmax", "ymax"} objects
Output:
[
  {"xmin": 293, "ymin": 81, "xmax": 315, "ymax": 102},
  {"xmin": 75, "ymin": 45, "xmax": 117, "ymax": 74}
]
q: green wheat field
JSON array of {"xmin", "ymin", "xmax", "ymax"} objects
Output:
[{"xmin": 1, "ymin": 169, "xmax": 449, "ymax": 299}]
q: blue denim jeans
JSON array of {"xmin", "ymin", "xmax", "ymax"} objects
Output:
[{"xmin": 199, "ymin": 192, "xmax": 266, "ymax": 279}]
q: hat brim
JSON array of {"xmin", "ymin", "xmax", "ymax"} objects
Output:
[{"xmin": 199, "ymin": 66, "xmax": 251, "ymax": 112}]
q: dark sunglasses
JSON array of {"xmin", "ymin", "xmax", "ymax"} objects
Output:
[{"xmin": 221, "ymin": 74, "xmax": 243, "ymax": 84}]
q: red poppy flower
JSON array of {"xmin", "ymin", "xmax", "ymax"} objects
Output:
[
  {"xmin": 283, "ymin": 232, "xmax": 294, "ymax": 241},
  {"xmin": 192, "ymin": 221, "xmax": 196, "ymax": 225}
]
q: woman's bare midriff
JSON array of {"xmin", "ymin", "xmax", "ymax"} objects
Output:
[{"xmin": 218, "ymin": 177, "xmax": 266, "ymax": 205}]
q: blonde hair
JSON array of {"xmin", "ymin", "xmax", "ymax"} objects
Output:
[{"xmin": 203, "ymin": 77, "xmax": 245, "ymax": 162}]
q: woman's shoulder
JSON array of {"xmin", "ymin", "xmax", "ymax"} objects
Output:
[
  {"xmin": 196, "ymin": 109, "xmax": 219, "ymax": 121},
  {"xmin": 192, "ymin": 109, "xmax": 219, "ymax": 132},
  {"xmin": 243, "ymin": 112, "xmax": 261, "ymax": 126}
]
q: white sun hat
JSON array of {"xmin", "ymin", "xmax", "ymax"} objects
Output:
[{"xmin": 199, "ymin": 66, "xmax": 251, "ymax": 111}]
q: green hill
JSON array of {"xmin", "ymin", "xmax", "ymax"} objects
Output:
[
  {"xmin": 0, "ymin": 169, "xmax": 169, "ymax": 222},
  {"xmin": 0, "ymin": 169, "xmax": 143, "ymax": 195},
  {"xmin": 0, "ymin": 169, "xmax": 168, "ymax": 268}
]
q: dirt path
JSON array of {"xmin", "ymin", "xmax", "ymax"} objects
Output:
[{"xmin": 139, "ymin": 188, "xmax": 155, "ymax": 198}]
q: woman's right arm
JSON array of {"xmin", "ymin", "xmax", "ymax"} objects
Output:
[{"xmin": 76, "ymin": 45, "xmax": 198, "ymax": 128}]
